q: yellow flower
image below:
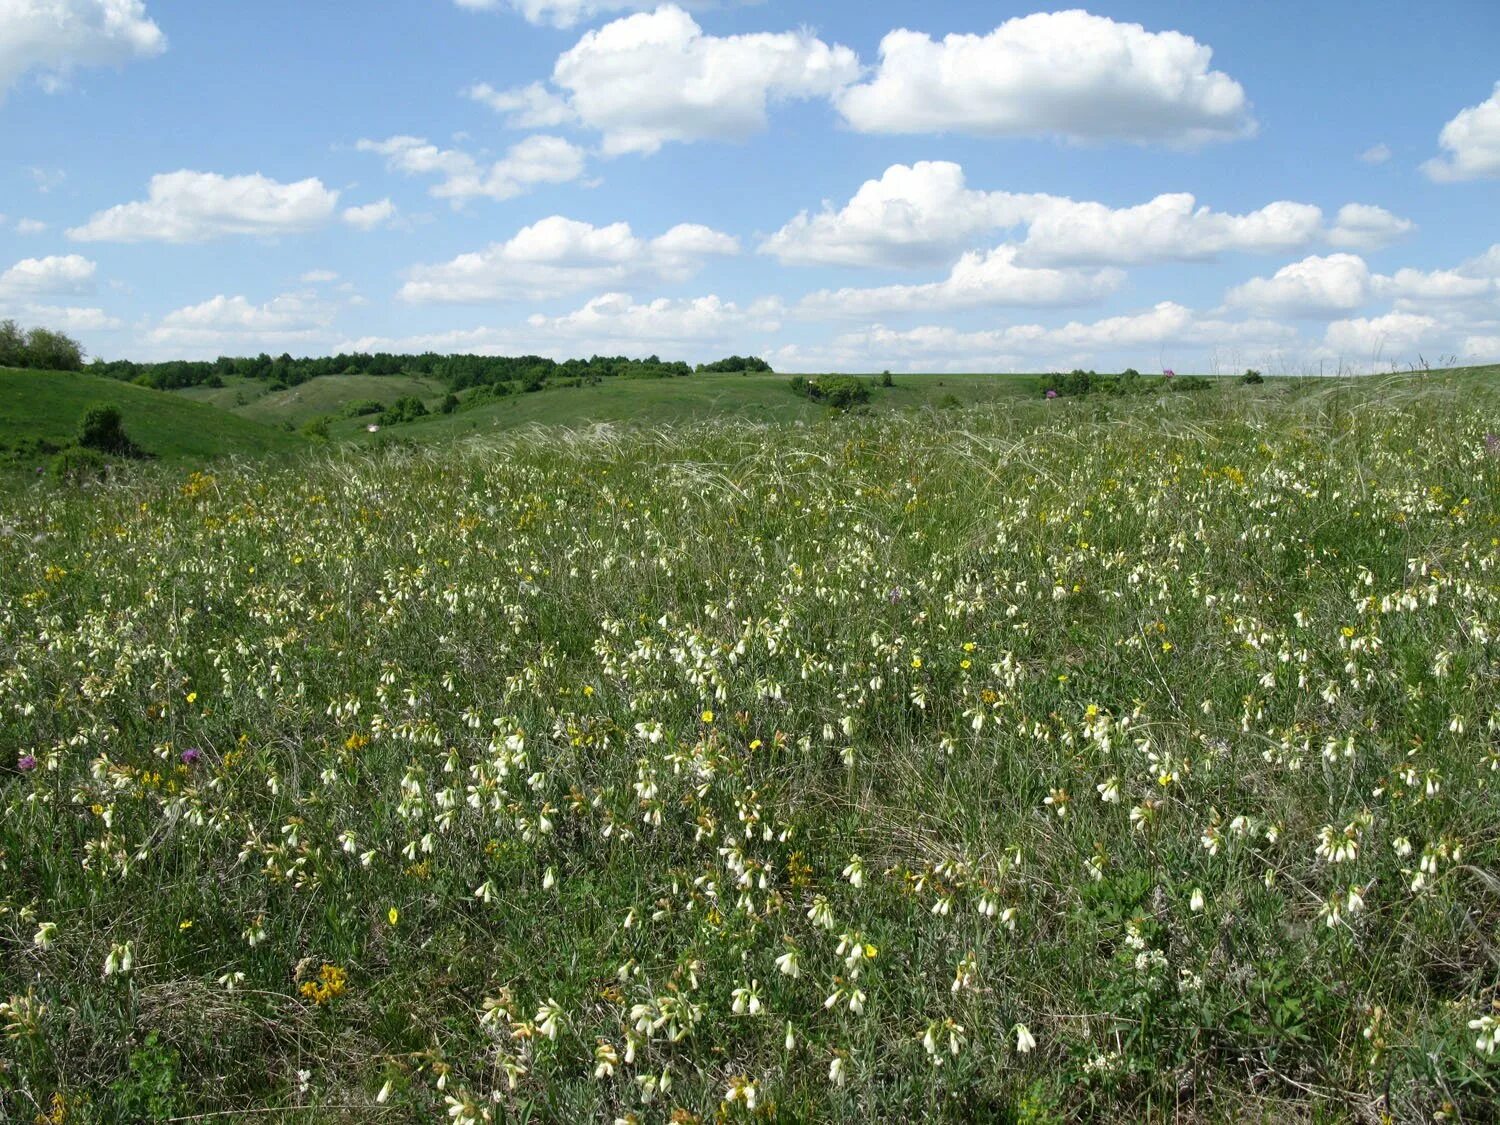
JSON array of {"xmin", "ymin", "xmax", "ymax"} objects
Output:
[
  {"xmin": 388, "ymin": 907, "xmax": 400, "ymax": 926},
  {"xmin": 701, "ymin": 709, "xmax": 714, "ymax": 723},
  {"xmin": 178, "ymin": 919, "xmax": 194, "ymax": 932}
]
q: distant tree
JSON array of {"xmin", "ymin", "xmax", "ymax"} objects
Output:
[
  {"xmin": 77, "ymin": 404, "xmax": 143, "ymax": 458},
  {"xmin": 0, "ymin": 320, "xmax": 25, "ymax": 367},
  {"xmin": 878, "ymin": 371, "xmax": 894, "ymax": 387},
  {"xmin": 1241, "ymin": 369, "xmax": 1265, "ymax": 384}
]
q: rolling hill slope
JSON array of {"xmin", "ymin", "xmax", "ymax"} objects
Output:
[{"xmin": 0, "ymin": 368, "xmax": 303, "ymax": 471}]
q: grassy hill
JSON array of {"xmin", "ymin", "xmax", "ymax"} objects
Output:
[
  {"xmin": 0, "ymin": 368, "xmax": 302, "ymax": 472},
  {"xmin": 177, "ymin": 373, "xmax": 447, "ymax": 428},
  {"xmin": 356, "ymin": 371, "xmax": 1044, "ymax": 443},
  {"xmin": 4, "ymin": 374, "xmax": 1499, "ymax": 1120}
]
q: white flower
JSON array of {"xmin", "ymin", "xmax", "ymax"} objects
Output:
[
  {"xmin": 775, "ymin": 949, "xmax": 801, "ymax": 978},
  {"xmin": 1190, "ymin": 888, "xmax": 1206, "ymax": 913},
  {"xmin": 1014, "ymin": 1023, "xmax": 1037, "ymax": 1054},
  {"xmin": 829, "ymin": 1053, "xmax": 848, "ymax": 1086},
  {"xmin": 1470, "ymin": 1014, "xmax": 1499, "ymax": 1055},
  {"xmin": 535, "ymin": 998, "xmax": 565, "ymax": 1040},
  {"xmin": 730, "ymin": 980, "xmax": 763, "ymax": 1017},
  {"xmin": 32, "ymin": 922, "xmax": 57, "ymax": 949},
  {"xmin": 1096, "ymin": 776, "xmax": 1120, "ymax": 804},
  {"xmin": 842, "ymin": 855, "xmax": 864, "ymax": 888}
]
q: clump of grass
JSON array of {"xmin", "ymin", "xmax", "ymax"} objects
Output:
[{"xmin": 0, "ymin": 371, "xmax": 1497, "ymax": 1121}]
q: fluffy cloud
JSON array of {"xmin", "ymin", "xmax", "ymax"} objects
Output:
[
  {"xmin": 454, "ymin": 0, "xmax": 711, "ymax": 29},
  {"xmin": 14, "ymin": 219, "xmax": 48, "ymax": 235},
  {"xmin": 398, "ymin": 215, "xmax": 739, "ymax": 303},
  {"xmin": 1326, "ymin": 203, "xmax": 1415, "ymax": 251},
  {"xmin": 8, "ymin": 303, "xmax": 121, "ymax": 331},
  {"xmin": 525, "ymin": 291, "xmax": 784, "ymax": 346},
  {"xmin": 357, "ymin": 134, "xmax": 586, "ymax": 202},
  {"xmin": 770, "ymin": 302, "xmax": 1296, "ymax": 374},
  {"xmin": 551, "ymin": 6, "xmax": 859, "ymax": 155},
  {"xmin": 0, "ymin": 254, "xmax": 97, "ymax": 296},
  {"xmin": 1017, "ymin": 194, "xmax": 1323, "ymax": 266},
  {"xmin": 1423, "ymin": 82, "xmax": 1500, "ymax": 182},
  {"xmin": 1226, "ymin": 254, "xmax": 1375, "ymax": 318},
  {"xmin": 67, "ymin": 171, "xmax": 338, "ymax": 243},
  {"xmin": 342, "ymin": 198, "xmax": 398, "ymax": 230},
  {"xmin": 467, "ymin": 81, "xmax": 574, "ymax": 127},
  {"xmin": 762, "ymin": 164, "xmax": 1410, "ymax": 270},
  {"xmin": 1323, "ymin": 312, "xmax": 1445, "ymax": 361},
  {"xmin": 1359, "ymin": 143, "xmax": 1392, "ymax": 165},
  {"xmin": 147, "ymin": 292, "xmax": 338, "ymax": 352},
  {"xmin": 761, "ymin": 162, "xmax": 1047, "ymax": 269},
  {"xmin": 0, "ymin": 0, "xmax": 164, "ymax": 100},
  {"xmin": 798, "ymin": 246, "xmax": 1123, "ymax": 317},
  {"xmin": 1227, "ymin": 252, "xmax": 1500, "ymax": 320},
  {"xmin": 836, "ymin": 11, "xmax": 1253, "ymax": 146}
]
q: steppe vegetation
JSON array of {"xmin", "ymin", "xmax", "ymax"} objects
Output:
[{"xmin": 2, "ymin": 369, "xmax": 1498, "ymax": 1121}]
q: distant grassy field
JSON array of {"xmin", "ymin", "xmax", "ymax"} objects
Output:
[
  {"xmin": 367, "ymin": 371, "xmax": 1041, "ymax": 442},
  {"xmin": 0, "ymin": 369, "xmax": 301, "ymax": 472},
  {"xmin": 4, "ymin": 368, "xmax": 1499, "ymax": 1121}
]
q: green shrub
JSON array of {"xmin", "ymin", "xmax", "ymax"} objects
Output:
[
  {"xmin": 344, "ymin": 399, "xmax": 384, "ymax": 418},
  {"xmin": 77, "ymin": 404, "xmax": 144, "ymax": 458},
  {"xmin": 300, "ymin": 415, "xmax": 333, "ymax": 441},
  {"xmin": 49, "ymin": 446, "xmax": 110, "ymax": 482},
  {"xmin": 1242, "ymin": 369, "xmax": 1265, "ymax": 384},
  {"xmin": 791, "ymin": 375, "xmax": 872, "ymax": 410}
]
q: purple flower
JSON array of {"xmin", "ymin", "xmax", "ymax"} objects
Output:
[
  {"xmin": 17, "ymin": 755, "xmax": 37, "ymax": 772},
  {"xmin": 1485, "ymin": 433, "xmax": 1499, "ymax": 455},
  {"xmin": 888, "ymin": 587, "xmax": 904, "ymax": 604},
  {"xmin": 180, "ymin": 748, "xmax": 203, "ymax": 767},
  {"xmin": 1163, "ymin": 369, "xmax": 1176, "ymax": 379},
  {"xmin": 1045, "ymin": 389, "xmax": 1059, "ymax": 399}
]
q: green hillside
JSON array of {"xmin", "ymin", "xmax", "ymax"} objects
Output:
[
  {"xmin": 353, "ymin": 371, "xmax": 1042, "ymax": 442},
  {"xmin": 0, "ymin": 368, "xmax": 302, "ymax": 471},
  {"xmin": 177, "ymin": 373, "xmax": 447, "ymax": 427}
]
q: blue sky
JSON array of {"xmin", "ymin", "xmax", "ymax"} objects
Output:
[{"xmin": 1, "ymin": 0, "xmax": 1497, "ymax": 373}]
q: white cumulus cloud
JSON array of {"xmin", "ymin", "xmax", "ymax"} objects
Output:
[
  {"xmin": 526, "ymin": 291, "xmax": 784, "ymax": 347},
  {"xmin": 342, "ymin": 198, "xmax": 398, "ymax": 230},
  {"xmin": 1323, "ymin": 312, "xmax": 1445, "ymax": 361},
  {"xmin": 0, "ymin": 0, "xmax": 165, "ymax": 100},
  {"xmin": 147, "ymin": 291, "xmax": 339, "ymax": 352},
  {"xmin": 357, "ymin": 134, "xmax": 586, "ymax": 202},
  {"xmin": 398, "ymin": 215, "xmax": 739, "ymax": 303},
  {"xmin": 67, "ymin": 171, "xmax": 339, "ymax": 243},
  {"xmin": 1423, "ymin": 82, "xmax": 1500, "ymax": 182},
  {"xmin": 467, "ymin": 81, "xmax": 574, "ymax": 128},
  {"xmin": 1017, "ymin": 194, "xmax": 1323, "ymax": 267},
  {"xmin": 454, "ymin": 0, "xmax": 717, "ymax": 29},
  {"xmin": 0, "ymin": 253, "xmax": 96, "ymax": 296},
  {"xmin": 551, "ymin": 5, "xmax": 859, "ymax": 155},
  {"xmin": 798, "ymin": 246, "xmax": 1124, "ymax": 318},
  {"xmin": 836, "ymin": 11, "xmax": 1254, "ymax": 146},
  {"xmin": 761, "ymin": 161, "xmax": 1048, "ymax": 269},
  {"xmin": 1326, "ymin": 203, "xmax": 1415, "ymax": 251},
  {"xmin": 1226, "ymin": 254, "xmax": 1376, "ymax": 318}
]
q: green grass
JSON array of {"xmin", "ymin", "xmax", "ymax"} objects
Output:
[
  {"xmin": 373, "ymin": 371, "xmax": 1038, "ymax": 443},
  {"xmin": 233, "ymin": 374, "xmax": 448, "ymax": 429},
  {"xmin": 0, "ymin": 368, "xmax": 301, "ymax": 471},
  {"xmin": 3, "ymin": 370, "xmax": 1499, "ymax": 1122}
]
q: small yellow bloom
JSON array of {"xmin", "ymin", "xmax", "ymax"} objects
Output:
[
  {"xmin": 388, "ymin": 907, "xmax": 399, "ymax": 926},
  {"xmin": 701, "ymin": 709, "xmax": 715, "ymax": 723},
  {"xmin": 178, "ymin": 919, "xmax": 194, "ymax": 931},
  {"xmin": 186, "ymin": 692, "xmax": 198, "ymax": 704}
]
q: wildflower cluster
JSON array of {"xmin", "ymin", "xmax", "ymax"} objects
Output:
[{"xmin": 1, "ymin": 377, "xmax": 1498, "ymax": 1119}]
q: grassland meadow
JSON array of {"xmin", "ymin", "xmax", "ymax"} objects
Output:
[{"xmin": 0, "ymin": 374, "xmax": 1497, "ymax": 1121}]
